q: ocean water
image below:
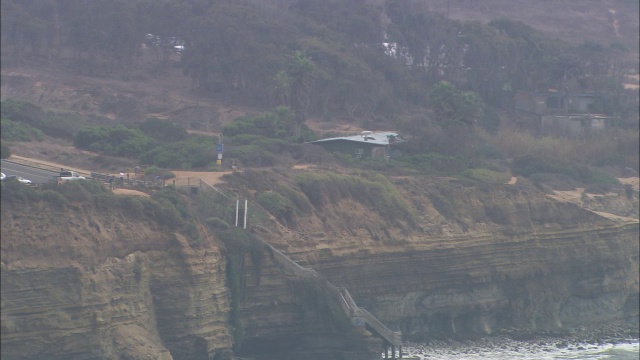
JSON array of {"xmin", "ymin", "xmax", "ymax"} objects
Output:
[{"xmin": 384, "ymin": 337, "xmax": 639, "ymax": 359}]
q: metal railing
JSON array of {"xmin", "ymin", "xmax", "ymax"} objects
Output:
[
  {"xmin": 259, "ymin": 238, "xmax": 402, "ymax": 347},
  {"xmin": 172, "ymin": 173, "xmax": 403, "ymax": 347}
]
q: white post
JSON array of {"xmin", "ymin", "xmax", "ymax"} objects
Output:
[
  {"xmin": 243, "ymin": 199, "xmax": 248, "ymax": 229},
  {"xmin": 235, "ymin": 199, "xmax": 239, "ymax": 227}
]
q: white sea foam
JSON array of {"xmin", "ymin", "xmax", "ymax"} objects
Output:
[{"xmin": 384, "ymin": 337, "xmax": 639, "ymax": 359}]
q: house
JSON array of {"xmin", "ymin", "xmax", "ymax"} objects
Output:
[
  {"xmin": 514, "ymin": 91, "xmax": 603, "ymax": 115},
  {"xmin": 307, "ymin": 131, "xmax": 400, "ymax": 159},
  {"xmin": 541, "ymin": 114, "xmax": 611, "ymax": 136}
]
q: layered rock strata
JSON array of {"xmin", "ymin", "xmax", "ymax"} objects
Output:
[
  {"xmin": 1, "ymin": 201, "xmax": 232, "ymax": 360},
  {"xmin": 259, "ymin": 178, "xmax": 639, "ymax": 339}
]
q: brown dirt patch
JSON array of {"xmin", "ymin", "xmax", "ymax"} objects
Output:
[
  {"xmin": 112, "ymin": 189, "xmax": 150, "ymax": 197},
  {"xmin": 618, "ymin": 177, "xmax": 639, "ymax": 191},
  {"xmin": 172, "ymin": 171, "xmax": 232, "ymax": 185}
]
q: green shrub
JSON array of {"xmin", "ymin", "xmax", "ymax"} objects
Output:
[
  {"xmin": 256, "ymin": 191, "xmax": 295, "ymax": 225},
  {"xmin": 226, "ymin": 253, "xmax": 245, "ymax": 350},
  {"xmin": 0, "ymin": 118, "xmax": 44, "ymax": 141},
  {"xmin": 396, "ymin": 152, "xmax": 467, "ymax": 174},
  {"xmin": 39, "ymin": 189, "xmax": 69, "ymax": 207},
  {"xmin": 138, "ymin": 117, "xmax": 189, "ymax": 142},
  {"xmin": 140, "ymin": 135, "xmax": 217, "ymax": 169},
  {"xmin": 154, "ymin": 198, "xmax": 184, "ymax": 228},
  {"xmin": 42, "ymin": 110, "xmax": 87, "ymax": 139},
  {"xmin": 74, "ymin": 125, "xmax": 157, "ymax": 158},
  {"xmin": 0, "ymin": 142, "xmax": 11, "ymax": 159},
  {"xmin": 0, "ymin": 178, "xmax": 39, "ymax": 202},
  {"xmin": 133, "ymin": 256, "xmax": 143, "ymax": 282},
  {"xmin": 295, "ymin": 172, "xmax": 417, "ymax": 227},
  {"xmin": 0, "ymin": 100, "xmax": 45, "ymax": 128},
  {"xmin": 119, "ymin": 196, "xmax": 145, "ymax": 218},
  {"xmin": 53, "ymin": 180, "xmax": 109, "ymax": 204},
  {"xmin": 585, "ymin": 169, "xmax": 620, "ymax": 186},
  {"xmin": 225, "ymin": 145, "xmax": 279, "ymax": 167},
  {"xmin": 206, "ymin": 217, "xmax": 230, "ymax": 229},
  {"xmin": 276, "ymin": 184, "xmax": 314, "ymax": 215},
  {"xmin": 222, "ymin": 106, "xmax": 295, "ymax": 140},
  {"xmin": 143, "ymin": 166, "xmax": 175, "ymax": 179},
  {"xmin": 513, "ymin": 154, "xmax": 620, "ymax": 187},
  {"xmin": 185, "ymin": 222, "xmax": 203, "ymax": 248},
  {"xmin": 463, "ymin": 168, "xmax": 510, "ymax": 183}
]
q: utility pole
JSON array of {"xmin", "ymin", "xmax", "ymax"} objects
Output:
[{"xmin": 235, "ymin": 199, "xmax": 248, "ymax": 228}]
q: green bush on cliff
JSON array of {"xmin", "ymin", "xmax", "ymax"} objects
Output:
[
  {"xmin": 39, "ymin": 189, "xmax": 69, "ymax": 207},
  {"xmin": 50, "ymin": 179, "xmax": 108, "ymax": 204},
  {"xmin": 206, "ymin": 217, "xmax": 230, "ymax": 229},
  {"xmin": 226, "ymin": 253, "xmax": 245, "ymax": 350},
  {"xmin": 0, "ymin": 177, "xmax": 39, "ymax": 202},
  {"xmin": 256, "ymin": 191, "xmax": 295, "ymax": 225},
  {"xmin": 295, "ymin": 172, "xmax": 417, "ymax": 227},
  {"xmin": 1, "ymin": 118, "xmax": 44, "ymax": 142},
  {"xmin": 0, "ymin": 142, "xmax": 11, "ymax": 159},
  {"xmin": 463, "ymin": 168, "xmax": 510, "ymax": 184},
  {"xmin": 275, "ymin": 184, "xmax": 313, "ymax": 215},
  {"xmin": 395, "ymin": 152, "xmax": 468, "ymax": 174},
  {"xmin": 512, "ymin": 154, "xmax": 620, "ymax": 187}
]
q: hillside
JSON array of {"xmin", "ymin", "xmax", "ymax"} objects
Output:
[
  {"xmin": 1, "ymin": 1, "xmax": 639, "ymax": 359},
  {"xmin": 1, "ymin": 166, "xmax": 638, "ymax": 359},
  {"xmin": 426, "ymin": 0, "xmax": 639, "ymax": 67}
]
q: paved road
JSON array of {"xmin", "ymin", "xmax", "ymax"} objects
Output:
[{"xmin": 1, "ymin": 160, "xmax": 58, "ymax": 184}]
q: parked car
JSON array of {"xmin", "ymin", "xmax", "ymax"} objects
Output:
[
  {"xmin": 0, "ymin": 172, "xmax": 5, "ymax": 181},
  {"xmin": 8, "ymin": 175, "xmax": 32, "ymax": 184}
]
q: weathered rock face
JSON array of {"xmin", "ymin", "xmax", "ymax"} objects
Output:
[
  {"xmin": 234, "ymin": 249, "xmax": 382, "ymax": 360},
  {"xmin": 1, "ymin": 176, "xmax": 638, "ymax": 359},
  {"xmin": 258, "ymin": 178, "xmax": 639, "ymax": 340},
  {"xmin": 0, "ymin": 201, "xmax": 232, "ymax": 360}
]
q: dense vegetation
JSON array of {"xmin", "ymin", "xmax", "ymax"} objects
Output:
[
  {"xmin": 0, "ymin": 1, "xmax": 637, "ymax": 189},
  {"xmin": 2, "ymin": 0, "xmax": 635, "ymax": 117},
  {"xmin": 0, "ymin": 179, "xmax": 202, "ymax": 244}
]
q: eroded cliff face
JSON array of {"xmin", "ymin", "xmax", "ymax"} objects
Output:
[
  {"xmin": 256, "ymin": 177, "xmax": 639, "ymax": 339},
  {"xmin": 1, "ymin": 175, "xmax": 638, "ymax": 359},
  {"xmin": 0, "ymin": 201, "xmax": 232, "ymax": 360}
]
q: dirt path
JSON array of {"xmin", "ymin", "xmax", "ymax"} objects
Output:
[{"xmin": 171, "ymin": 170, "xmax": 231, "ymax": 185}]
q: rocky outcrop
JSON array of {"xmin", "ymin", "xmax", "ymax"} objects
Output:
[
  {"xmin": 257, "ymin": 177, "xmax": 639, "ymax": 340},
  {"xmin": 1, "ymin": 175, "xmax": 638, "ymax": 359},
  {"xmin": 0, "ymin": 201, "xmax": 232, "ymax": 360}
]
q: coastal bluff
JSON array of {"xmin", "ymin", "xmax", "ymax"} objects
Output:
[{"xmin": 1, "ymin": 175, "xmax": 638, "ymax": 359}]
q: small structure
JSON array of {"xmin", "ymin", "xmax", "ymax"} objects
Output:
[
  {"xmin": 515, "ymin": 91, "xmax": 603, "ymax": 115},
  {"xmin": 307, "ymin": 131, "xmax": 401, "ymax": 159},
  {"xmin": 541, "ymin": 114, "xmax": 611, "ymax": 136}
]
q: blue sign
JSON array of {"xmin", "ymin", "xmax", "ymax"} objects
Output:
[{"xmin": 217, "ymin": 144, "xmax": 223, "ymax": 153}]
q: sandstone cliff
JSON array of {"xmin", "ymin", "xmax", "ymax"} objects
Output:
[
  {"xmin": 1, "ymin": 199, "xmax": 232, "ymax": 360},
  {"xmin": 1, "ymin": 172, "xmax": 638, "ymax": 360},
  {"xmin": 248, "ymin": 173, "xmax": 639, "ymax": 340}
]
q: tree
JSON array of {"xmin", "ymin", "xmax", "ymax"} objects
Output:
[
  {"xmin": 282, "ymin": 50, "xmax": 316, "ymax": 137},
  {"xmin": 428, "ymin": 81, "xmax": 483, "ymax": 126}
]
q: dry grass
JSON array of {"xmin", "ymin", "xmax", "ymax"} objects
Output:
[{"xmin": 488, "ymin": 127, "xmax": 640, "ymax": 167}]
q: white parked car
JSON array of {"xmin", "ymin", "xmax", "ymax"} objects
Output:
[{"xmin": 8, "ymin": 175, "xmax": 32, "ymax": 184}]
